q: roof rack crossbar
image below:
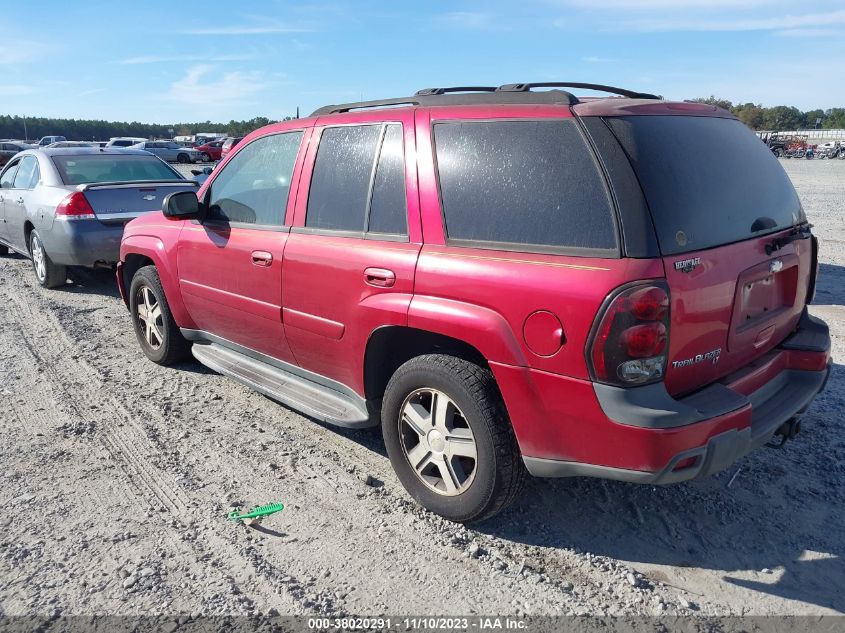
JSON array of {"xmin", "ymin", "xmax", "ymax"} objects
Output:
[
  {"xmin": 415, "ymin": 86, "xmax": 498, "ymax": 96},
  {"xmin": 497, "ymin": 82, "xmax": 660, "ymax": 100}
]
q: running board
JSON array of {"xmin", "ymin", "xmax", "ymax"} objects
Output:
[{"xmin": 191, "ymin": 342, "xmax": 373, "ymax": 428}]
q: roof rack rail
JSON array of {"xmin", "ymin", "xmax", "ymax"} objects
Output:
[
  {"xmin": 310, "ymin": 86, "xmax": 582, "ymax": 117},
  {"xmin": 497, "ymin": 82, "xmax": 661, "ymax": 100},
  {"xmin": 312, "ymin": 97, "xmax": 422, "ymax": 116},
  {"xmin": 415, "ymin": 86, "xmax": 498, "ymax": 96}
]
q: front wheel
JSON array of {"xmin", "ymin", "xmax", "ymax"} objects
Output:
[
  {"xmin": 381, "ymin": 354, "xmax": 526, "ymax": 523},
  {"xmin": 201, "ymin": 152, "xmax": 211, "ymax": 162},
  {"xmin": 29, "ymin": 230, "xmax": 66, "ymax": 288},
  {"xmin": 129, "ymin": 265, "xmax": 190, "ymax": 365},
  {"xmin": 176, "ymin": 153, "xmax": 190, "ymax": 164}
]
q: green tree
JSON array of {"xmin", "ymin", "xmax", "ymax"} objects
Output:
[{"xmin": 690, "ymin": 95, "xmax": 734, "ymax": 111}]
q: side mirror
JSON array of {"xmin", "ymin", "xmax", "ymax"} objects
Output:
[{"xmin": 163, "ymin": 190, "xmax": 202, "ymax": 219}]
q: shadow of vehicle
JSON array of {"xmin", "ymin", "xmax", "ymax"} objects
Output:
[
  {"xmin": 814, "ymin": 263, "xmax": 845, "ymax": 308},
  {"xmin": 58, "ymin": 266, "xmax": 121, "ymax": 298},
  {"xmin": 470, "ymin": 362, "xmax": 845, "ymax": 612}
]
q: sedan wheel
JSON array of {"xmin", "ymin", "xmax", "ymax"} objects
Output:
[
  {"xmin": 29, "ymin": 230, "xmax": 67, "ymax": 288},
  {"xmin": 399, "ymin": 388, "xmax": 478, "ymax": 496},
  {"xmin": 31, "ymin": 234, "xmax": 47, "ymax": 282}
]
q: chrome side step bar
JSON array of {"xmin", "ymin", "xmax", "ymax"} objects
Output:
[{"xmin": 190, "ymin": 341, "xmax": 374, "ymax": 428}]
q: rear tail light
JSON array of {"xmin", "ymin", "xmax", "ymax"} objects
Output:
[
  {"xmin": 587, "ymin": 281, "xmax": 670, "ymax": 387},
  {"xmin": 55, "ymin": 192, "xmax": 96, "ymax": 221}
]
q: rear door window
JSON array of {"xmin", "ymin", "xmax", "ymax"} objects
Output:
[
  {"xmin": 306, "ymin": 125, "xmax": 381, "ymax": 232},
  {"xmin": 606, "ymin": 116, "xmax": 802, "ymax": 255},
  {"xmin": 306, "ymin": 123, "xmax": 408, "ymax": 236},
  {"xmin": 433, "ymin": 119, "xmax": 617, "ymax": 254}
]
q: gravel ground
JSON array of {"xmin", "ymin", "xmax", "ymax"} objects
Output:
[{"xmin": 0, "ymin": 160, "xmax": 842, "ymax": 618}]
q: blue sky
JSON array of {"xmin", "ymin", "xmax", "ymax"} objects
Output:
[{"xmin": 4, "ymin": 0, "xmax": 845, "ymax": 123}]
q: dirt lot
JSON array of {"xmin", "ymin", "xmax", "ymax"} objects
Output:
[{"xmin": 1, "ymin": 160, "xmax": 843, "ymax": 619}]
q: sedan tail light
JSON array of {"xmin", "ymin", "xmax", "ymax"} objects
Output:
[
  {"xmin": 55, "ymin": 192, "xmax": 96, "ymax": 220},
  {"xmin": 587, "ymin": 281, "xmax": 670, "ymax": 387}
]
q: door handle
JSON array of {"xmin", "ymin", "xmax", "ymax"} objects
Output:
[
  {"xmin": 364, "ymin": 267, "xmax": 396, "ymax": 288},
  {"xmin": 16, "ymin": 197, "xmax": 24, "ymax": 204},
  {"xmin": 251, "ymin": 250, "xmax": 273, "ymax": 267}
]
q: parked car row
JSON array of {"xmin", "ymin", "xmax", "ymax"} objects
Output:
[{"xmin": 1, "ymin": 84, "xmax": 831, "ymax": 522}]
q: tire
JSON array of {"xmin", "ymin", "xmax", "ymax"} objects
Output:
[
  {"xmin": 773, "ymin": 149, "xmax": 783, "ymax": 158},
  {"xmin": 381, "ymin": 354, "xmax": 526, "ymax": 523},
  {"xmin": 0, "ymin": 243, "xmax": 8, "ymax": 256},
  {"xmin": 201, "ymin": 152, "xmax": 211, "ymax": 162},
  {"xmin": 29, "ymin": 230, "xmax": 66, "ymax": 288},
  {"xmin": 129, "ymin": 265, "xmax": 190, "ymax": 365},
  {"xmin": 177, "ymin": 153, "xmax": 190, "ymax": 164}
]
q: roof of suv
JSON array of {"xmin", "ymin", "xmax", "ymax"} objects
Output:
[{"xmin": 308, "ymin": 82, "xmax": 734, "ymax": 121}]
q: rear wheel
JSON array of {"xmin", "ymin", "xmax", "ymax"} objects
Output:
[
  {"xmin": 382, "ymin": 354, "xmax": 526, "ymax": 523},
  {"xmin": 29, "ymin": 230, "xmax": 66, "ymax": 288},
  {"xmin": 129, "ymin": 265, "xmax": 190, "ymax": 365},
  {"xmin": 177, "ymin": 153, "xmax": 190, "ymax": 164}
]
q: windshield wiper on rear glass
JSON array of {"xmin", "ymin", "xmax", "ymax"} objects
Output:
[{"xmin": 765, "ymin": 223, "xmax": 813, "ymax": 256}]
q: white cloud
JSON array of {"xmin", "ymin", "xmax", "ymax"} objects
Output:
[
  {"xmin": 5, "ymin": 85, "xmax": 37, "ymax": 96},
  {"xmin": 76, "ymin": 88, "xmax": 106, "ymax": 97},
  {"xmin": 436, "ymin": 11, "xmax": 498, "ymax": 30},
  {"xmin": 179, "ymin": 19, "xmax": 313, "ymax": 35},
  {"xmin": 165, "ymin": 65, "xmax": 269, "ymax": 106},
  {"xmin": 617, "ymin": 8, "xmax": 845, "ymax": 32},
  {"xmin": 118, "ymin": 54, "xmax": 255, "ymax": 65},
  {"xmin": 582, "ymin": 56, "xmax": 618, "ymax": 63},
  {"xmin": 774, "ymin": 27, "xmax": 843, "ymax": 37},
  {"xmin": 0, "ymin": 40, "xmax": 53, "ymax": 66},
  {"xmin": 563, "ymin": 0, "xmax": 786, "ymax": 8}
]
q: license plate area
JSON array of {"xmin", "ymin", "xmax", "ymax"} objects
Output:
[{"xmin": 728, "ymin": 254, "xmax": 799, "ymax": 352}]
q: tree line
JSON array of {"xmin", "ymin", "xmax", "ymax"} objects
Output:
[
  {"xmin": 0, "ymin": 115, "xmax": 295, "ymax": 142},
  {"xmin": 690, "ymin": 97, "xmax": 845, "ymax": 131}
]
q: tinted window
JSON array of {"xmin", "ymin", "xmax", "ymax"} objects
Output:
[
  {"xmin": 607, "ymin": 116, "xmax": 803, "ymax": 255},
  {"xmin": 52, "ymin": 155, "xmax": 181, "ymax": 185},
  {"xmin": 207, "ymin": 131, "xmax": 303, "ymax": 226},
  {"xmin": 434, "ymin": 120, "xmax": 616, "ymax": 252},
  {"xmin": 368, "ymin": 124, "xmax": 407, "ymax": 235},
  {"xmin": 12, "ymin": 156, "xmax": 38, "ymax": 189},
  {"xmin": 306, "ymin": 125, "xmax": 381, "ymax": 231},
  {"xmin": 0, "ymin": 161, "xmax": 19, "ymax": 188}
]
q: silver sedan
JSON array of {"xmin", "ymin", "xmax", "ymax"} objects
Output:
[
  {"xmin": 0, "ymin": 147, "xmax": 197, "ymax": 288},
  {"xmin": 130, "ymin": 140, "xmax": 203, "ymax": 163}
]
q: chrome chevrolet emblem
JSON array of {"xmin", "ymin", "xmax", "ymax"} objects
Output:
[
  {"xmin": 770, "ymin": 259, "xmax": 784, "ymax": 273},
  {"xmin": 142, "ymin": 194, "xmax": 156, "ymax": 201}
]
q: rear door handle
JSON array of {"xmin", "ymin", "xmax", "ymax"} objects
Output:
[
  {"xmin": 364, "ymin": 267, "xmax": 396, "ymax": 288},
  {"xmin": 251, "ymin": 250, "xmax": 273, "ymax": 267}
]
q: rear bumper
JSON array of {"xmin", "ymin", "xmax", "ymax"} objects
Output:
[
  {"xmin": 41, "ymin": 219, "xmax": 124, "ymax": 266},
  {"xmin": 494, "ymin": 311, "xmax": 831, "ymax": 484}
]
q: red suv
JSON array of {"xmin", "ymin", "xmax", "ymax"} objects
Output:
[{"xmin": 117, "ymin": 83, "xmax": 831, "ymax": 522}]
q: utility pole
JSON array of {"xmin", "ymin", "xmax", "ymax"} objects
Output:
[{"xmin": 23, "ymin": 115, "xmax": 28, "ymax": 142}]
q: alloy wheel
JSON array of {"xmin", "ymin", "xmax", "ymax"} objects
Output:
[
  {"xmin": 135, "ymin": 286, "xmax": 164, "ymax": 350},
  {"xmin": 31, "ymin": 234, "xmax": 46, "ymax": 281},
  {"xmin": 398, "ymin": 388, "xmax": 478, "ymax": 496}
]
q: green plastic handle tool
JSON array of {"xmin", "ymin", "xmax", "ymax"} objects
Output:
[{"xmin": 228, "ymin": 502, "xmax": 285, "ymax": 521}]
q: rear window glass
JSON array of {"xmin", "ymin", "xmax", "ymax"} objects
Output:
[
  {"xmin": 433, "ymin": 120, "xmax": 617, "ymax": 253},
  {"xmin": 306, "ymin": 125, "xmax": 382, "ymax": 232},
  {"xmin": 52, "ymin": 155, "xmax": 181, "ymax": 185},
  {"xmin": 606, "ymin": 116, "xmax": 803, "ymax": 255}
]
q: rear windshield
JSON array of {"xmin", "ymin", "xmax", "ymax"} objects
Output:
[
  {"xmin": 52, "ymin": 155, "xmax": 182, "ymax": 185},
  {"xmin": 606, "ymin": 116, "xmax": 803, "ymax": 255}
]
